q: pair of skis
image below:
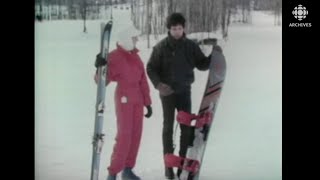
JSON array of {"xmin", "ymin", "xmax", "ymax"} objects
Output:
[{"xmin": 90, "ymin": 20, "xmax": 113, "ymax": 180}]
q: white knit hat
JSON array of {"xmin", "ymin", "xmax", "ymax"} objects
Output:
[{"xmin": 117, "ymin": 25, "xmax": 141, "ymax": 51}]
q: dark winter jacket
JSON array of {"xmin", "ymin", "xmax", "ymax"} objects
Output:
[{"xmin": 146, "ymin": 33, "xmax": 210, "ymax": 93}]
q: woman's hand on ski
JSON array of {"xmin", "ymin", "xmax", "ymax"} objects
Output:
[{"xmin": 95, "ymin": 53, "xmax": 107, "ymax": 68}]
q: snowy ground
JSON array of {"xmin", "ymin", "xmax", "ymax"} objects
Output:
[{"xmin": 35, "ymin": 8, "xmax": 281, "ymax": 180}]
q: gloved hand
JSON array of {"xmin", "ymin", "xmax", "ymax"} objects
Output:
[
  {"xmin": 95, "ymin": 53, "xmax": 106, "ymax": 68},
  {"xmin": 144, "ymin": 105, "xmax": 152, "ymax": 118},
  {"xmin": 156, "ymin": 82, "xmax": 174, "ymax": 96}
]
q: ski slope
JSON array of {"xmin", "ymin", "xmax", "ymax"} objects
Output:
[{"xmin": 35, "ymin": 8, "xmax": 281, "ymax": 180}]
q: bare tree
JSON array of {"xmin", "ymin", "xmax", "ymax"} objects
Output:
[
  {"xmin": 142, "ymin": 0, "xmax": 146, "ymax": 34},
  {"xmin": 57, "ymin": 0, "xmax": 62, "ymax": 19},
  {"xmin": 131, "ymin": 0, "xmax": 134, "ymax": 21},
  {"xmin": 146, "ymin": 0, "xmax": 152, "ymax": 48},
  {"xmin": 130, "ymin": 0, "xmax": 241, "ymax": 41},
  {"xmin": 153, "ymin": 13, "xmax": 159, "ymax": 40},
  {"xmin": 159, "ymin": 0, "xmax": 165, "ymax": 33},
  {"xmin": 80, "ymin": 0, "xmax": 88, "ymax": 33},
  {"xmin": 168, "ymin": 0, "xmax": 174, "ymax": 16},
  {"xmin": 221, "ymin": 0, "xmax": 227, "ymax": 39},
  {"xmin": 40, "ymin": 0, "xmax": 43, "ymax": 17},
  {"xmin": 110, "ymin": 0, "xmax": 113, "ymax": 19},
  {"xmin": 240, "ymin": 0, "xmax": 251, "ymax": 23},
  {"xmin": 273, "ymin": 0, "xmax": 282, "ymax": 26}
]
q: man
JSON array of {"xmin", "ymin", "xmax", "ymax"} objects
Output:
[{"xmin": 146, "ymin": 13, "xmax": 222, "ymax": 179}]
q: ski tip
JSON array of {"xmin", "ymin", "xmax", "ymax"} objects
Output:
[
  {"xmin": 102, "ymin": 21, "xmax": 113, "ymax": 32},
  {"xmin": 105, "ymin": 21, "xmax": 113, "ymax": 29}
]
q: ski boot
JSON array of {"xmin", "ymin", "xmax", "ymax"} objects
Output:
[
  {"xmin": 106, "ymin": 174, "xmax": 116, "ymax": 180},
  {"xmin": 121, "ymin": 167, "xmax": 141, "ymax": 180},
  {"xmin": 165, "ymin": 167, "xmax": 175, "ymax": 180}
]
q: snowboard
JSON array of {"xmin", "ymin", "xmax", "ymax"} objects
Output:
[{"xmin": 164, "ymin": 38, "xmax": 227, "ymax": 180}]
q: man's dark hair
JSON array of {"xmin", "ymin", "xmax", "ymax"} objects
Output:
[{"xmin": 166, "ymin": 13, "xmax": 186, "ymax": 29}]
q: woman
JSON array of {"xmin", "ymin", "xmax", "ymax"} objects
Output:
[{"xmin": 95, "ymin": 26, "xmax": 152, "ymax": 180}]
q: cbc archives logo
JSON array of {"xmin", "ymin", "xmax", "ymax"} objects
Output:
[
  {"xmin": 289, "ymin": 4, "xmax": 312, "ymax": 27},
  {"xmin": 292, "ymin": 5, "xmax": 308, "ymax": 21}
]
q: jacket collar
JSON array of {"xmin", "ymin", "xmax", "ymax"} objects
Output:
[
  {"xmin": 116, "ymin": 43, "xmax": 139, "ymax": 54},
  {"xmin": 167, "ymin": 32, "xmax": 186, "ymax": 49}
]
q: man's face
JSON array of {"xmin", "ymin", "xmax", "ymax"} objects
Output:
[{"xmin": 169, "ymin": 25, "xmax": 184, "ymax": 39}]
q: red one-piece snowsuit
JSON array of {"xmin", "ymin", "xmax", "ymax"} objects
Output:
[{"xmin": 106, "ymin": 44, "xmax": 152, "ymax": 175}]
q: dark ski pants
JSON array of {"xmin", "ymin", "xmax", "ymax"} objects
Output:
[{"xmin": 160, "ymin": 89, "xmax": 194, "ymax": 158}]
